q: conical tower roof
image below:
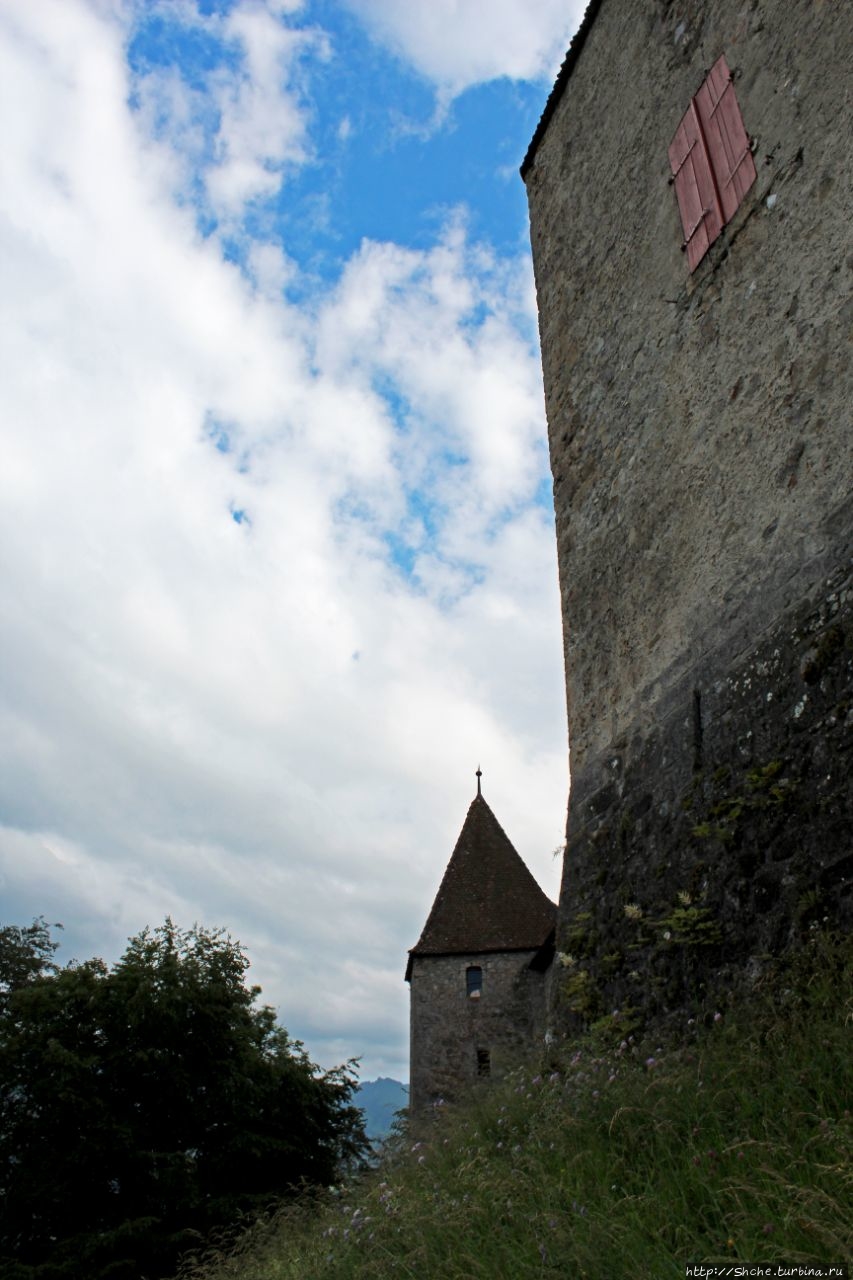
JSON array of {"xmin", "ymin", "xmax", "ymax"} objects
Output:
[{"xmin": 406, "ymin": 790, "xmax": 556, "ymax": 979}]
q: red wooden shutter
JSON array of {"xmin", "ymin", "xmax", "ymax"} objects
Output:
[
  {"xmin": 668, "ymin": 101, "xmax": 723, "ymax": 273},
  {"xmin": 694, "ymin": 54, "xmax": 757, "ymax": 223},
  {"xmin": 669, "ymin": 54, "xmax": 756, "ymax": 272}
]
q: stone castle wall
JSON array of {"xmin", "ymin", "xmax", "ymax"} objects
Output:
[
  {"xmin": 523, "ymin": 0, "xmax": 852, "ymax": 1034},
  {"xmin": 408, "ymin": 951, "xmax": 549, "ymax": 1111}
]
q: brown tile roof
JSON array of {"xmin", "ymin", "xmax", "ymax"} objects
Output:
[
  {"xmin": 520, "ymin": 0, "xmax": 604, "ymax": 179},
  {"xmin": 406, "ymin": 793, "xmax": 556, "ymax": 979}
]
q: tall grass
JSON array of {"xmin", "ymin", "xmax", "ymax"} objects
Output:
[{"xmin": 177, "ymin": 930, "xmax": 852, "ymax": 1279}]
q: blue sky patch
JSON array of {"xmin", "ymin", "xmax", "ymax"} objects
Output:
[{"xmin": 126, "ymin": 1, "xmax": 549, "ymax": 285}]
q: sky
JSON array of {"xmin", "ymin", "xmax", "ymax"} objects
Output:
[{"xmin": 0, "ymin": 0, "xmax": 584, "ymax": 1083}]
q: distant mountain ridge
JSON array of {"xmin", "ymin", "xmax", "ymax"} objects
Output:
[{"xmin": 355, "ymin": 1077, "xmax": 408, "ymax": 1140}]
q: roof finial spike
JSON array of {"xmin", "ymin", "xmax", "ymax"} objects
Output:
[{"xmin": 475, "ymin": 765, "xmax": 482, "ymax": 796}]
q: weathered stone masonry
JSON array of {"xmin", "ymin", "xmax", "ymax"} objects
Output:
[
  {"xmin": 408, "ymin": 950, "xmax": 549, "ymax": 1110},
  {"xmin": 522, "ymin": 0, "xmax": 852, "ymax": 1033}
]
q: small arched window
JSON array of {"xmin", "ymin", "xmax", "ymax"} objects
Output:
[{"xmin": 466, "ymin": 966, "xmax": 482, "ymax": 998}]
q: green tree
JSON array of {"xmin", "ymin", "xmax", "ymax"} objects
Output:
[
  {"xmin": 0, "ymin": 919, "xmax": 368, "ymax": 1280},
  {"xmin": 0, "ymin": 918, "xmax": 61, "ymax": 1011}
]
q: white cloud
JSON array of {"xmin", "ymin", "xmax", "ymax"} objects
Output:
[
  {"xmin": 129, "ymin": 0, "xmax": 327, "ymax": 227},
  {"xmin": 313, "ymin": 219, "xmax": 547, "ymax": 560},
  {"xmin": 0, "ymin": 0, "xmax": 566, "ymax": 1080},
  {"xmin": 342, "ymin": 0, "xmax": 586, "ymax": 97},
  {"xmin": 206, "ymin": 2, "xmax": 321, "ymax": 216}
]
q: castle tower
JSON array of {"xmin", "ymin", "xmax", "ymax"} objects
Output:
[
  {"xmin": 521, "ymin": 0, "xmax": 852, "ymax": 1033},
  {"xmin": 406, "ymin": 777, "xmax": 556, "ymax": 1113}
]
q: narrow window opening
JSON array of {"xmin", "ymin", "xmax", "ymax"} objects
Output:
[
  {"xmin": 466, "ymin": 966, "xmax": 482, "ymax": 999},
  {"xmin": 476, "ymin": 1048, "xmax": 491, "ymax": 1077},
  {"xmin": 692, "ymin": 688, "xmax": 703, "ymax": 771}
]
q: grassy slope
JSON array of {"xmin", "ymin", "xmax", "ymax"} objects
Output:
[{"xmin": 177, "ymin": 930, "xmax": 852, "ymax": 1280}]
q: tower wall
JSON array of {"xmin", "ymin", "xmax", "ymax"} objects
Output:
[
  {"xmin": 523, "ymin": 0, "xmax": 852, "ymax": 1034},
  {"xmin": 409, "ymin": 951, "xmax": 548, "ymax": 1112}
]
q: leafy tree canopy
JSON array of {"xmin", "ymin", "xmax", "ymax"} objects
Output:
[
  {"xmin": 0, "ymin": 918, "xmax": 61, "ymax": 1007},
  {"xmin": 0, "ymin": 918, "xmax": 368, "ymax": 1280}
]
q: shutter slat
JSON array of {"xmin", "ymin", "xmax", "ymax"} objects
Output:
[{"xmin": 668, "ymin": 103, "xmax": 722, "ymax": 272}]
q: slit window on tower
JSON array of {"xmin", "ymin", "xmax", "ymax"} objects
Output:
[
  {"xmin": 476, "ymin": 1048, "xmax": 491, "ymax": 1077},
  {"xmin": 466, "ymin": 966, "xmax": 482, "ymax": 998}
]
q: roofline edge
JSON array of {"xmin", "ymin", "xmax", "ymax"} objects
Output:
[
  {"xmin": 408, "ymin": 940, "xmax": 553, "ymax": 962},
  {"xmin": 520, "ymin": 0, "xmax": 604, "ymax": 180}
]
